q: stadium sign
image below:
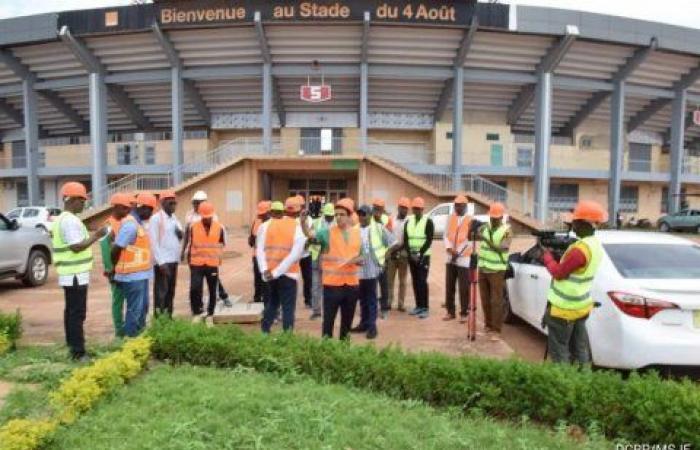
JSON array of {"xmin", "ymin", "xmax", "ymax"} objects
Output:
[{"xmin": 300, "ymin": 84, "xmax": 332, "ymax": 103}]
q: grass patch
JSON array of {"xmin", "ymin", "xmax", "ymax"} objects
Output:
[{"xmin": 48, "ymin": 365, "xmax": 606, "ymax": 449}]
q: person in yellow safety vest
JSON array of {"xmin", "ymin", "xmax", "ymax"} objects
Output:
[
  {"xmin": 304, "ymin": 197, "xmax": 363, "ymax": 340},
  {"xmin": 403, "ymin": 197, "xmax": 434, "ymax": 319},
  {"xmin": 186, "ymin": 201, "xmax": 225, "ymax": 325},
  {"xmin": 304, "ymin": 202, "xmax": 335, "ymax": 320},
  {"xmin": 443, "ymin": 195, "xmax": 472, "ymax": 323},
  {"xmin": 476, "ymin": 202, "xmax": 512, "ymax": 337},
  {"xmin": 270, "ymin": 201, "xmax": 284, "ymax": 219},
  {"xmin": 371, "ymin": 198, "xmax": 394, "ymax": 319},
  {"xmin": 53, "ymin": 182, "xmax": 107, "ymax": 361},
  {"xmin": 249, "ymin": 201, "xmax": 271, "ymax": 303},
  {"xmin": 348, "ymin": 205, "xmax": 398, "ymax": 339},
  {"xmin": 535, "ymin": 201, "xmax": 607, "ymax": 365},
  {"xmin": 257, "ymin": 197, "xmax": 307, "ymax": 333},
  {"xmin": 100, "ymin": 192, "xmax": 132, "ymax": 337},
  {"xmin": 111, "ymin": 192, "xmax": 156, "ymax": 337}
]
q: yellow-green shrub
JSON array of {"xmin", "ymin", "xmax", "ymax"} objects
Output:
[{"xmin": 0, "ymin": 336, "xmax": 152, "ymax": 450}]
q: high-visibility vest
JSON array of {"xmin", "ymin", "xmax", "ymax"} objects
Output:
[
  {"xmin": 406, "ymin": 215, "xmax": 431, "ymax": 256},
  {"xmin": 309, "ymin": 217, "xmax": 332, "ymax": 262},
  {"xmin": 322, "ymin": 225, "xmax": 361, "ymax": 287},
  {"xmin": 190, "ymin": 221, "xmax": 224, "ymax": 267},
  {"xmin": 446, "ymin": 214, "xmax": 472, "ymax": 257},
  {"xmin": 264, "ymin": 217, "xmax": 300, "ymax": 274},
  {"xmin": 372, "ymin": 214, "xmax": 393, "ymax": 232},
  {"xmin": 106, "ymin": 216, "xmax": 123, "ymax": 238},
  {"xmin": 369, "ymin": 222, "xmax": 388, "ymax": 266},
  {"xmin": 478, "ymin": 224, "xmax": 509, "ymax": 272},
  {"xmin": 52, "ymin": 212, "xmax": 93, "ymax": 276},
  {"xmin": 250, "ymin": 218, "xmax": 262, "ymax": 257},
  {"xmin": 547, "ymin": 236, "xmax": 603, "ymax": 312},
  {"xmin": 115, "ymin": 215, "xmax": 152, "ymax": 274}
]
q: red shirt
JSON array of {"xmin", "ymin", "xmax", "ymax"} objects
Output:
[{"xmin": 543, "ymin": 248, "xmax": 587, "ymax": 280}]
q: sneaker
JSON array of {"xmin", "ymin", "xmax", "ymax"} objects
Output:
[
  {"xmin": 309, "ymin": 312, "xmax": 322, "ymax": 320},
  {"xmin": 380, "ymin": 310, "xmax": 388, "ymax": 320},
  {"xmin": 397, "ymin": 305, "xmax": 406, "ymax": 312},
  {"xmin": 222, "ymin": 298, "xmax": 233, "ymax": 308},
  {"xmin": 205, "ymin": 316, "xmax": 215, "ymax": 328},
  {"xmin": 192, "ymin": 315, "xmax": 203, "ymax": 324},
  {"xmin": 408, "ymin": 307, "xmax": 423, "ymax": 316},
  {"xmin": 71, "ymin": 353, "xmax": 91, "ymax": 363},
  {"xmin": 366, "ymin": 328, "xmax": 378, "ymax": 340},
  {"xmin": 350, "ymin": 326, "xmax": 367, "ymax": 333},
  {"xmin": 417, "ymin": 310, "xmax": 430, "ymax": 319},
  {"xmin": 459, "ymin": 314, "xmax": 468, "ymax": 324},
  {"xmin": 442, "ymin": 314, "xmax": 455, "ymax": 321}
]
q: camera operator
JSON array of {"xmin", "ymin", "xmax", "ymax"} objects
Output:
[{"xmin": 530, "ymin": 201, "xmax": 607, "ymax": 365}]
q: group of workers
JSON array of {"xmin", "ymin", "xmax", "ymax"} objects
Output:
[{"xmin": 52, "ymin": 179, "xmax": 606, "ymax": 366}]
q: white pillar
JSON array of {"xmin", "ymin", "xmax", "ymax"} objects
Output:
[
  {"xmin": 171, "ymin": 66, "xmax": 184, "ymax": 184},
  {"xmin": 22, "ymin": 79, "xmax": 39, "ymax": 205},
  {"xmin": 533, "ymin": 71, "xmax": 552, "ymax": 222},
  {"xmin": 608, "ymin": 80, "xmax": 625, "ymax": 225},
  {"xmin": 89, "ymin": 72, "xmax": 107, "ymax": 205}
]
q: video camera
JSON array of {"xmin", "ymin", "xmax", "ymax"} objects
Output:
[
  {"xmin": 532, "ymin": 230, "xmax": 577, "ymax": 259},
  {"xmin": 308, "ymin": 197, "xmax": 322, "ymax": 218}
]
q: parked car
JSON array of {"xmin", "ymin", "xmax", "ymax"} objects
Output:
[
  {"xmin": 505, "ymin": 230, "xmax": 700, "ymax": 369},
  {"xmin": 6, "ymin": 206, "xmax": 61, "ymax": 233},
  {"xmin": 0, "ymin": 213, "xmax": 52, "ymax": 286},
  {"xmin": 426, "ymin": 202, "xmax": 505, "ymax": 237},
  {"xmin": 657, "ymin": 209, "xmax": 700, "ymax": 233}
]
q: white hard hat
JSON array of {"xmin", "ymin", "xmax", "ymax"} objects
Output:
[{"xmin": 192, "ymin": 190, "xmax": 208, "ymax": 201}]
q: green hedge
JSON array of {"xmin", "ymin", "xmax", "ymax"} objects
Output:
[
  {"xmin": 149, "ymin": 319, "xmax": 700, "ymax": 446},
  {"xmin": 0, "ymin": 310, "xmax": 22, "ymax": 350}
]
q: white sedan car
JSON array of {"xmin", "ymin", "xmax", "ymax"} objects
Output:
[
  {"xmin": 426, "ymin": 202, "xmax": 506, "ymax": 237},
  {"xmin": 505, "ymin": 230, "xmax": 700, "ymax": 370}
]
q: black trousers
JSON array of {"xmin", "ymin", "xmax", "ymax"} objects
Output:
[
  {"xmin": 252, "ymin": 257, "xmax": 264, "ymax": 302},
  {"xmin": 63, "ymin": 277, "xmax": 87, "ymax": 358},
  {"xmin": 409, "ymin": 256, "xmax": 431, "ymax": 310},
  {"xmin": 322, "ymin": 285, "xmax": 358, "ymax": 339},
  {"xmin": 445, "ymin": 263, "xmax": 469, "ymax": 316},
  {"xmin": 190, "ymin": 265, "xmax": 219, "ymax": 316},
  {"xmin": 300, "ymin": 255, "xmax": 313, "ymax": 305},
  {"xmin": 378, "ymin": 270, "xmax": 390, "ymax": 311},
  {"xmin": 153, "ymin": 263, "xmax": 178, "ymax": 317}
]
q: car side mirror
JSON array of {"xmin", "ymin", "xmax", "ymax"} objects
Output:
[
  {"xmin": 508, "ymin": 252, "xmax": 522, "ymax": 263},
  {"xmin": 9, "ymin": 219, "xmax": 18, "ymax": 230}
]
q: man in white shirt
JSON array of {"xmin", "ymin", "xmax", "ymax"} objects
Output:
[
  {"xmin": 52, "ymin": 182, "xmax": 106, "ymax": 361},
  {"xmin": 256, "ymin": 197, "xmax": 307, "ymax": 333},
  {"xmin": 386, "ymin": 197, "xmax": 411, "ymax": 312},
  {"xmin": 443, "ymin": 195, "xmax": 473, "ymax": 323},
  {"xmin": 149, "ymin": 191, "xmax": 183, "ymax": 317}
]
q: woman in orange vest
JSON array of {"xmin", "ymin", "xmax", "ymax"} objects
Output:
[
  {"xmin": 187, "ymin": 201, "xmax": 225, "ymax": 324},
  {"xmin": 111, "ymin": 192, "xmax": 156, "ymax": 337},
  {"xmin": 249, "ymin": 200, "xmax": 271, "ymax": 303},
  {"xmin": 302, "ymin": 198, "xmax": 363, "ymax": 340}
]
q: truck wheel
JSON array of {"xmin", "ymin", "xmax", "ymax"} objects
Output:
[
  {"xmin": 22, "ymin": 250, "xmax": 49, "ymax": 287},
  {"xmin": 659, "ymin": 222, "xmax": 670, "ymax": 233}
]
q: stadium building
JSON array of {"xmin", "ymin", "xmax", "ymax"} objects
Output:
[{"xmin": 1, "ymin": 0, "xmax": 700, "ymax": 228}]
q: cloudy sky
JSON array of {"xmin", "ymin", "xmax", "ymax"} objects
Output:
[{"xmin": 0, "ymin": 0, "xmax": 699, "ymax": 29}]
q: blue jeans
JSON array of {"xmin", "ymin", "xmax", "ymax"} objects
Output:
[
  {"xmin": 117, "ymin": 279, "xmax": 149, "ymax": 337},
  {"xmin": 358, "ymin": 278, "xmax": 378, "ymax": 333},
  {"xmin": 261, "ymin": 275, "xmax": 297, "ymax": 333}
]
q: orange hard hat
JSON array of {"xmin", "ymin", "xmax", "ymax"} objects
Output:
[
  {"xmin": 285, "ymin": 197, "xmax": 301, "ymax": 212},
  {"xmin": 257, "ymin": 200, "xmax": 271, "ymax": 215},
  {"xmin": 411, "ymin": 197, "xmax": 425, "ymax": 209},
  {"xmin": 488, "ymin": 202, "xmax": 506, "ymax": 218},
  {"xmin": 60, "ymin": 182, "xmax": 88, "ymax": 200},
  {"xmin": 398, "ymin": 197, "xmax": 411, "ymax": 208},
  {"xmin": 160, "ymin": 190, "xmax": 176, "ymax": 200},
  {"xmin": 572, "ymin": 201, "xmax": 607, "ymax": 224},
  {"xmin": 336, "ymin": 197, "xmax": 355, "ymax": 214},
  {"xmin": 198, "ymin": 201, "xmax": 215, "ymax": 218},
  {"xmin": 135, "ymin": 192, "xmax": 157, "ymax": 209},
  {"xmin": 454, "ymin": 195, "xmax": 467, "ymax": 204},
  {"xmin": 372, "ymin": 198, "xmax": 385, "ymax": 208},
  {"xmin": 110, "ymin": 192, "xmax": 132, "ymax": 208}
]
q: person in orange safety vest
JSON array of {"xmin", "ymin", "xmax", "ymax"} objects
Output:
[
  {"xmin": 443, "ymin": 195, "xmax": 473, "ymax": 323},
  {"xmin": 249, "ymin": 200, "xmax": 271, "ymax": 303}
]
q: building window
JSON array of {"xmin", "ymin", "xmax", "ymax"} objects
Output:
[
  {"xmin": 300, "ymin": 128, "xmax": 342, "ymax": 154},
  {"xmin": 11, "ymin": 142, "xmax": 26, "ymax": 169},
  {"xmin": 661, "ymin": 186, "xmax": 687, "ymax": 213},
  {"xmin": 446, "ymin": 132, "xmax": 453, "ymax": 140},
  {"xmin": 144, "ymin": 145, "xmax": 155, "ymax": 165},
  {"xmin": 490, "ymin": 144, "xmax": 503, "ymax": 167},
  {"xmin": 516, "ymin": 146, "xmax": 533, "ymax": 168},
  {"xmin": 620, "ymin": 186, "xmax": 638, "ymax": 213},
  {"xmin": 117, "ymin": 144, "xmax": 138, "ymax": 165},
  {"xmin": 493, "ymin": 181, "xmax": 508, "ymax": 204},
  {"xmin": 628, "ymin": 143, "xmax": 651, "ymax": 172},
  {"xmin": 486, "ymin": 133, "xmax": 500, "ymax": 141},
  {"xmin": 549, "ymin": 183, "xmax": 579, "ymax": 212},
  {"xmin": 16, "ymin": 181, "xmax": 28, "ymax": 207}
]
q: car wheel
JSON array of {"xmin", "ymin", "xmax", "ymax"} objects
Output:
[
  {"xmin": 659, "ymin": 222, "xmax": 670, "ymax": 233},
  {"xmin": 22, "ymin": 250, "xmax": 49, "ymax": 287},
  {"xmin": 35, "ymin": 224, "xmax": 48, "ymax": 233},
  {"xmin": 502, "ymin": 285, "xmax": 517, "ymax": 324}
]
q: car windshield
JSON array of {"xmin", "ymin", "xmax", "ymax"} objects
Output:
[
  {"xmin": 604, "ymin": 243, "xmax": 700, "ymax": 279},
  {"xmin": 6, "ymin": 209, "xmax": 20, "ymax": 219}
]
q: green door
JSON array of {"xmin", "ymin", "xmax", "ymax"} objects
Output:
[{"xmin": 490, "ymin": 144, "xmax": 503, "ymax": 166}]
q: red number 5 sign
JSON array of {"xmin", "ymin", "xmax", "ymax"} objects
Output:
[{"xmin": 300, "ymin": 84, "xmax": 332, "ymax": 103}]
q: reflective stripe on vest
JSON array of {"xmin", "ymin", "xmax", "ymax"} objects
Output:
[
  {"xmin": 264, "ymin": 217, "xmax": 300, "ymax": 274},
  {"xmin": 52, "ymin": 212, "xmax": 93, "ymax": 276},
  {"xmin": 369, "ymin": 222, "xmax": 387, "ymax": 266},
  {"xmin": 406, "ymin": 215, "xmax": 431, "ymax": 256},
  {"xmin": 478, "ymin": 224, "xmax": 509, "ymax": 272},
  {"xmin": 115, "ymin": 215, "xmax": 152, "ymax": 274},
  {"xmin": 191, "ymin": 221, "xmax": 224, "ymax": 267},
  {"xmin": 321, "ymin": 225, "xmax": 361, "ymax": 286},
  {"xmin": 547, "ymin": 236, "xmax": 603, "ymax": 311},
  {"xmin": 447, "ymin": 214, "xmax": 471, "ymax": 256}
]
